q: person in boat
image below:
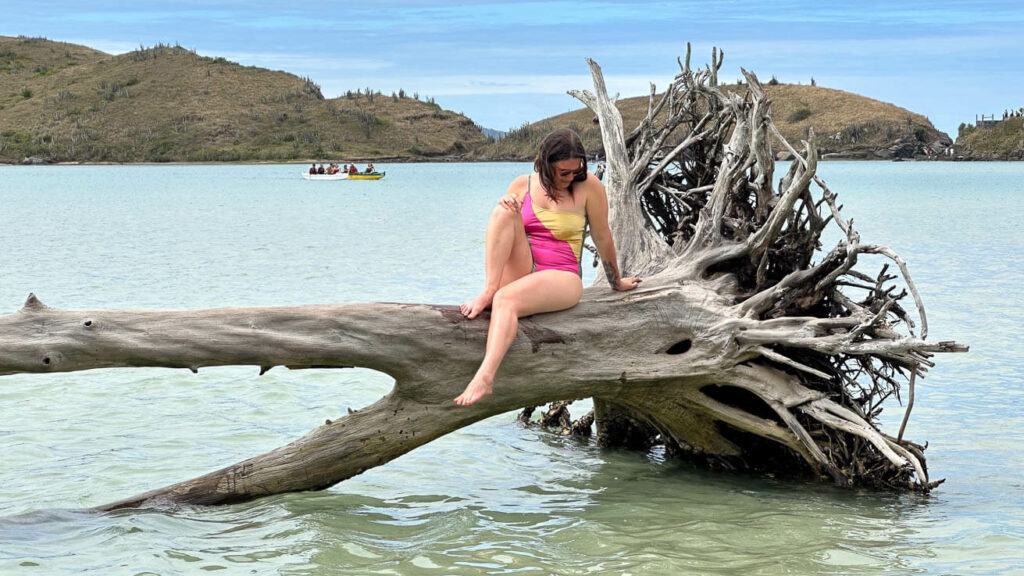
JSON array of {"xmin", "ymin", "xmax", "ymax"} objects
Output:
[
  {"xmin": 349, "ymin": 164, "xmax": 358, "ymax": 175},
  {"xmin": 343, "ymin": 164, "xmax": 349, "ymax": 174},
  {"xmin": 309, "ymin": 163, "xmax": 317, "ymax": 175},
  {"xmin": 454, "ymin": 128, "xmax": 641, "ymax": 406},
  {"xmin": 365, "ymin": 162, "xmax": 375, "ymax": 173}
]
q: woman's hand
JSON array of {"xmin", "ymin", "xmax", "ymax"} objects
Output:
[
  {"xmin": 498, "ymin": 194, "xmax": 521, "ymax": 212},
  {"xmin": 613, "ymin": 277, "xmax": 642, "ymax": 291}
]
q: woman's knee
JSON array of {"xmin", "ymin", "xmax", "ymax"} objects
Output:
[
  {"xmin": 491, "ymin": 288, "xmax": 520, "ymax": 315},
  {"xmin": 489, "ymin": 205, "xmax": 520, "ymax": 226}
]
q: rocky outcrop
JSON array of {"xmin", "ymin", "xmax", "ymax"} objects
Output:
[
  {"xmin": 20, "ymin": 155, "xmax": 54, "ymax": 165},
  {"xmin": 820, "ymin": 134, "xmax": 955, "ymax": 161}
]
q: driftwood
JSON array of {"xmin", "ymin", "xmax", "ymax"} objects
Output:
[{"xmin": 0, "ymin": 48, "xmax": 966, "ymax": 509}]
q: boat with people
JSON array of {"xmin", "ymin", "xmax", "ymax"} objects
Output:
[
  {"xmin": 302, "ymin": 162, "xmax": 385, "ymax": 180},
  {"xmin": 300, "ymin": 171, "xmax": 386, "ymax": 181}
]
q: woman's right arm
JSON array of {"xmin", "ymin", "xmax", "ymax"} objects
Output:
[{"xmin": 498, "ymin": 175, "xmax": 527, "ymax": 212}]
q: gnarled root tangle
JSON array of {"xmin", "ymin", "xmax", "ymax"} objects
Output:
[{"xmin": 569, "ymin": 44, "xmax": 966, "ymax": 491}]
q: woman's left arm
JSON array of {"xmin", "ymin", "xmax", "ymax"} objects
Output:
[{"xmin": 585, "ymin": 177, "xmax": 642, "ymax": 291}]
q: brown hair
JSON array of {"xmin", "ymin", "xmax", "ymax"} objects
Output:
[{"xmin": 534, "ymin": 129, "xmax": 587, "ymax": 202}]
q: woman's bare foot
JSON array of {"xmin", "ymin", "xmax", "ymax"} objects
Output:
[
  {"xmin": 460, "ymin": 291, "xmax": 494, "ymax": 319},
  {"xmin": 454, "ymin": 373, "xmax": 493, "ymax": 406}
]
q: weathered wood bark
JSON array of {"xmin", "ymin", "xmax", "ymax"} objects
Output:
[{"xmin": 1, "ymin": 48, "xmax": 966, "ymax": 508}]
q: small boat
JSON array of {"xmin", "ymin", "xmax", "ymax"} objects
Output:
[
  {"xmin": 300, "ymin": 171, "xmax": 386, "ymax": 181},
  {"xmin": 302, "ymin": 172, "xmax": 349, "ymax": 180},
  {"xmin": 347, "ymin": 171, "xmax": 386, "ymax": 180}
]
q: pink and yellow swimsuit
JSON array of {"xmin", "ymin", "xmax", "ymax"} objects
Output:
[{"xmin": 521, "ymin": 177, "xmax": 586, "ymax": 276}]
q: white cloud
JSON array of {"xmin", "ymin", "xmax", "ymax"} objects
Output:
[
  {"xmin": 718, "ymin": 33, "xmax": 1024, "ymax": 67},
  {"xmin": 317, "ymin": 73, "xmax": 677, "ymax": 99},
  {"xmin": 214, "ymin": 50, "xmax": 395, "ymax": 73}
]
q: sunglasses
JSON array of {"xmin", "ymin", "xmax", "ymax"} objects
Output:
[{"xmin": 556, "ymin": 165, "xmax": 586, "ymax": 178}]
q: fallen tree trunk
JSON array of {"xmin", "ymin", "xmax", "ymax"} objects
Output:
[{"xmin": 0, "ymin": 47, "xmax": 966, "ymax": 509}]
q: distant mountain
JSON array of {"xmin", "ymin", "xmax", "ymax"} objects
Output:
[
  {"xmin": 472, "ymin": 83, "xmax": 953, "ymax": 161},
  {"xmin": 0, "ymin": 36, "xmax": 489, "ymax": 163},
  {"xmin": 478, "ymin": 126, "xmax": 506, "ymax": 141}
]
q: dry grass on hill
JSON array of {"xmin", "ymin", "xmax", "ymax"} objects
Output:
[
  {"xmin": 477, "ymin": 82, "xmax": 946, "ymax": 161},
  {"xmin": 956, "ymin": 116, "xmax": 1024, "ymax": 158},
  {"xmin": 0, "ymin": 36, "xmax": 488, "ymax": 163},
  {"xmin": 0, "ymin": 35, "xmax": 106, "ymax": 77}
]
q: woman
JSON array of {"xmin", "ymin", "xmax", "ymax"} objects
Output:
[{"xmin": 455, "ymin": 129, "xmax": 642, "ymax": 406}]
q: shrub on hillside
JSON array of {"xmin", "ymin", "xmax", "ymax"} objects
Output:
[{"xmin": 787, "ymin": 108, "xmax": 812, "ymax": 122}]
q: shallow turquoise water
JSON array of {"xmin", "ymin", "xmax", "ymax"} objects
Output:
[{"xmin": 0, "ymin": 161, "xmax": 1021, "ymax": 575}]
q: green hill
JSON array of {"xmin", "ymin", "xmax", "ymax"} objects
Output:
[
  {"xmin": 955, "ymin": 116, "xmax": 1024, "ymax": 159},
  {"xmin": 476, "ymin": 83, "xmax": 950, "ymax": 161},
  {"xmin": 0, "ymin": 36, "xmax": 488, "ymax": 163}
]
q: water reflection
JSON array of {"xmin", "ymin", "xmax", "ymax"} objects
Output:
[{"xmin": 263, "ymin": 429, "xmax": 946, "ymax": 575}]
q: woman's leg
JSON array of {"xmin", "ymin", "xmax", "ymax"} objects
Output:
[
  {"xmin": 454, "ymin": 270, "xmax": 583, "ymax": 406},
  {"xmin": 461, "ymin": 205, "xmax": 533, "ymax": 319}
]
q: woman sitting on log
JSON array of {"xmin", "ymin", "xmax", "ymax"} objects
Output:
[{"xmin": 455, "ymin": 129, "xmax": 642, "ymax": 406}]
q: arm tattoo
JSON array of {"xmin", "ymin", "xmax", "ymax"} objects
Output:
[{"xmin": 602, "ymin": 260, "xmax": 620, "ymax": 286}]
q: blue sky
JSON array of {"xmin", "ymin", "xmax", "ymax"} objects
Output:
[{"xmin": 3, "ymin": 0, "xmax": 1022, "ymax": 136}]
